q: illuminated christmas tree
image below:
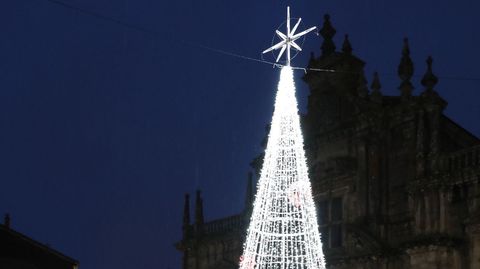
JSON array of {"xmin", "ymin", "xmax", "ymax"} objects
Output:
[{"xmin": 239, "ymin": 7, "xmax": 325, "ymax": 269}]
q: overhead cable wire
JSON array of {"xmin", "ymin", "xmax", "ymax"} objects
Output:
[{"xmin": 33, "ymin": 0, "xmax": 480, "ymax": 82}]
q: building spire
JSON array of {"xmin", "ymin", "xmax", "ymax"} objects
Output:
[
  {"xmin": 421, "ymin": 56, "xmax": 438, "ymax": 95},
  {"xmin": 357, "ymin": 72, "xmax": 368, "ymax": 98},
  {"xmin": 308, "ymin": 51, "xmax": 315, "ymax": 67},
  {"xmin": 319, "ymin": 14, "xmax": 336, "ymax": 56},
  {"xmin": 398, "ymin": 38, "xmax": 414, "ymax": 97},
  {"xmin": 342, "ymin": 34, "xmax": 353, "ymax": 55},
  {"xmin": 182, "ymin": 194, "xmax": 190, "ymax": 237},
  {"xmin": 370, "ymin": 72, "xmax": 382, "ymax": 103},
  {"xmin": 194, "ymin": 190, "xmax": 204, "ymax": 230},
  {"xmin": 4, "ymin": 213, "xmax": 10, "ymax": 229},
  {"xmin": 245, "ymin": 172, "xmax": 254, "ymax": 209}
]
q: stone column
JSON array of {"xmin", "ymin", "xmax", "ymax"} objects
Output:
[{"xmin": 467, "ymin": 223, "xmax": 480, "ymax": 268}]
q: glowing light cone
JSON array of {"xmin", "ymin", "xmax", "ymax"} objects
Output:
[{"xmin": 240, "ymin": 66, "xmax": 325, "ymax": 269}]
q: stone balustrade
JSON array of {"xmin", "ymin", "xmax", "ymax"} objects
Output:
[{"xmin": 438, "ymin": 145, "xmax": 480, "ymax": 172}]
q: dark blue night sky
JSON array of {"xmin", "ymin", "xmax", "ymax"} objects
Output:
[{"xmin": 0, "ymin": 1, "xmax": 479, "ymax": 269}]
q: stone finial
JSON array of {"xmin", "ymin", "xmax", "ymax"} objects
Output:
[
  {"xmin": 357, "ymin": 72, "xmax": 368, "ymax": 98},
  {"xmin": 370, "ymin": 72, "xmax": 382, "ymax": 102},
  {"xmin": 319, "ymin": 14, "xmax": 336, "ymax": 56},
  {"xmin": 421, "ymin": 56, "xmax": 438, "ymax": 93},
  {"xmin": 4, "ymin": 213, "xmax": 10, "ymax": 229},
  {"xmin": 182, "ymin": 194, "xmax": 191, "ymax": 238},
  {"xmin": 398, "ymin": 38, "xmax": 414, "ymax": 97},
  {"xmin": 195, "ymin": 190, "xmax": 204, "ymax": 227},
  {"xmin": 245, "ymin": 172, "xmax": 254, "ymax": 209},
  {"xmin": 371, "ymin": 72, "xmax": 381, "ymax": 92},
  {"xmin": 342, "ymin": 34, "xmax": 353, "ymax": 54},
  {"xmin": 182, "ymin": 194, "xmax": 190, "ymax": 228},
  {"xmin": 307, "ymin": 51, "xmax": 316, "ymax": 68}
]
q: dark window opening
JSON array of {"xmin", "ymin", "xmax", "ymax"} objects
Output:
[
  {"xmin": 318, "ymin": 201, "xmax": 329, "ymax": 225},
  {"xmin": 320, "ymin": 227, "xmax": 329, "ymax": 249},
  {"xmin": 331, "ymin": 197, "xmax": 343, "ymax": 221},
  {"xmin": 330, "ymin": 224, "xmax": 342, "ymax": 248},
  {"xmin": 317, "ymin": 197, "xmax": 343, "ymax": 248}
]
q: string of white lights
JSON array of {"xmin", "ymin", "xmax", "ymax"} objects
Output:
[{"xmin": 240, "ymin": 66, "xmax": 325, "ymax": 269}]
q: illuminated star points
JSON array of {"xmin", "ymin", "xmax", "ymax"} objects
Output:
[{"xmin": 262, "ymin": 6, "xmax": 317, "ymax": 66}]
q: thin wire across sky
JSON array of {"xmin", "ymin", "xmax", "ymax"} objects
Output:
[{"xmin": 34, "ymin": 0, "xmax": 480, "ymax": 82}]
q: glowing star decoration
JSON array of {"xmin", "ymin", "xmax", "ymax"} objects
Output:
[
  {"xmin": 240, "ymin": 66, "xmax": 326, "ymax": 269},
  {"xmin": 262, "ymin": 6, "xmax": 317, "ymax": 66}
]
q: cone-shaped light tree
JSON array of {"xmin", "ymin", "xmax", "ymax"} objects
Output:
[
  {"xmin": 239, "ymin": 66, "xmax": 325, "ymax": 269},
  {"xmin": 240, "ymin": 7, "xmax": 325, "ymax": 269}
]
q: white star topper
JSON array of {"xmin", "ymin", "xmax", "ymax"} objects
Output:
[{"xmin": 262, "ymin": 6, "xmax": 317, "ymax": 66}]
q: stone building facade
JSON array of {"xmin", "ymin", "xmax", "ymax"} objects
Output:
[{"xmin": 176, "ymin": 14, "xmax": 480, "ymax": 269}]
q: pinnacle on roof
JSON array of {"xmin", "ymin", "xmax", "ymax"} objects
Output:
[
  {"xmin": 320, "ymin": 14, "xmax": 336, "ymax": 56},
  {"xmin": 357, "ymin": 72, "xmax": 368, "ymax": 97},
  {"xmin": 398, "ymin": 38, "xmax": 414, "ymax": 97},
  {"xmin": 370, "ymin": 72, "xmax": 382, "ymax": 102},
  {"xmin": 421, "ymin": 56, "xmax": 439, "ymax": 93},
  {"xmin": 308, "ymin": 51, "xmax": 315, "ymax": 65},
  {"xmin": 342, "ymin": 34, "xmax": 353, "ymax": 54},
  {"xmin": 195, "ymin": 190, "xmax": 204, "ymax": 228},
  {"xmin": 182, "ymin": 194, "xmax": 190, "ymax": 238},
  {"xmin": 182, "ymin": 194, "xmax": 190, "ymax": 225},
  {"xmin": 244, "ymin": 172, "xmax": 254, "ymax": 210},
  {"xmin": 4, "ymin": 213, "xmax": 10, "ymax": 229}
]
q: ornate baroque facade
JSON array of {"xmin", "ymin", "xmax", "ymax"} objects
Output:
[{"xmin": 176, "ymin": 14, "xmax": 480, "ymax": 269}]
